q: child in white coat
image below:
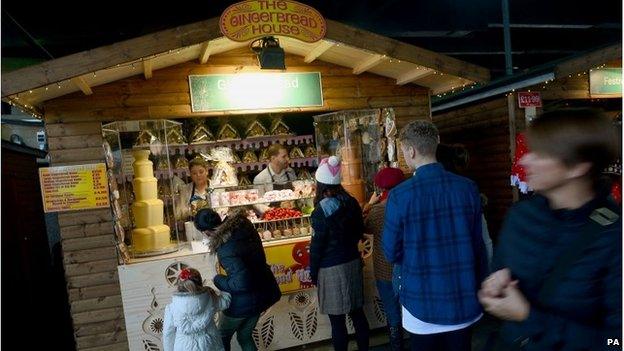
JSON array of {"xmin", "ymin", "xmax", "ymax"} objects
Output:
[{"xmin": 163, "ymin": 268, "xmax": 231, "ymax": 351}]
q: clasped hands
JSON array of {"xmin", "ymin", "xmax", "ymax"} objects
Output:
[{"xmin": 478, "ymin": 268, "xmax": 530, "ymax": 322}]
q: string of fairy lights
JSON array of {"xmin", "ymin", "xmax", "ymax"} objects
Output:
[
  {"xmin": 5, "ymin": 47, "xmax": 190, "ymax": 119},
  {"xmin": 4, "ymin": 41, "xmax": 616, "ymax": 120}
]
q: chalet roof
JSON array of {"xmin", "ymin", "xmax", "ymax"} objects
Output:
[{"xmin": 1, "ymin": 17, "xmax": 490, "ymax": 115}]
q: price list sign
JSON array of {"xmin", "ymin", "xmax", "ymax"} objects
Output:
[{"xmin": 39, "ymin": 163, "xmax": 110, "ymax": 213}]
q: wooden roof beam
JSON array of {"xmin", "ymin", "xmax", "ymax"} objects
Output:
[
  {"xmin": 326, "ymin": 19, "xmax": 490, "ymax": 82},
  {"xmin": 199, "ymin": 41, "xmax": 213, "ymax": 64},
  {"xmin": 396, "ymin": 68, "xmax": 435, "ymax": 85},
  {"xmin": 304, "ymin": 41, "xmax": 335, "ymax": 63},
  {"xmin": 70, "ymin": 77, "xmax": 93, "ymax": 95},
  {"xmin": 432, "ymin": 80, "xmax": 465, "ymax": 95},
  {"xmin": 353, "ymin": 54, "xmax": 385, "ymax": 75},
  {"xmin": 555, "ymin": 43, "xmax": 622, "ymax": 78},
  {"xmin": 143, "ymin": 59, "xmax": 153, "ymax": 79},
  {"xmin": 1, "ymin": 18, "xmax": 222, "ymax": 97}
]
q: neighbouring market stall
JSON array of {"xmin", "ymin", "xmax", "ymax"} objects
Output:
[
  {"xmin": 1, "ymin": 2, "xmax": 489, "ymax": 350},
  {"xmin": 431, "ymin": 43, "xmax": 622, "ymax": 240}
]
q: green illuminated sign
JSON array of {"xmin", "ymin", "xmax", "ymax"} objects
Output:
[
  {"xmin": 189, "ymin": 72, "xmax": 323, "ymax": 112},
  {"xmin": 590, "ymin": 68, "xmax": 622, "ymax": 96}
]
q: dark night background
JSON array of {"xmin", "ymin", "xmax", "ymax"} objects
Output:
[{"xmin": 2, "ymin": 0, "xmax": 621, "ymax": 77}]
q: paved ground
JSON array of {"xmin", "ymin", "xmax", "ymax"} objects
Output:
[{"xmin": 286, "ymin": 315, "xmax": 500, "ymax": 351}]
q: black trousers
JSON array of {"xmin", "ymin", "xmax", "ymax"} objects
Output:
[
  {"xmin": 409, "ymin": 326, "xmax": 472, "ymax": 351},
  {"xmin": 328, "ymin": 307, "xmax": 370, "ymax": 351}
]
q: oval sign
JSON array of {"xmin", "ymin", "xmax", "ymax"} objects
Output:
[{"xmin": 220, "ymin": 0, "xmax": 326, "ymax": 43}]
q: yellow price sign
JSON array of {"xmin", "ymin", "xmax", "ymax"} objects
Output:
[{"xmin": 39, "ymin": 163, "xmax": 110, "ymax": 213}]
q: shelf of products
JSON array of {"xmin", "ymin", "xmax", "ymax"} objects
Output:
[
  {"xmin": 135, "ymin": 134, "xmax": 315, "ymax": 155},
  {"xmin": 211, "ymin": 195, "xmax": 315, "ymax": 209},
  {"xmin": 251, "ymin": 214, "xmax": 311, "ymax": 225}
]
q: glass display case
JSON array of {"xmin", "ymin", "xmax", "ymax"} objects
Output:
[
  {"xmin": 313, "ymin": 108, "xmax": 398, "ymax": 204},
  {"xmin": 102, "ymin": 120, "xmax": 185, "ymax": 261},
  {"xmin": 205, "ymin": 179, "xmax": 316, "ymax": 246}
]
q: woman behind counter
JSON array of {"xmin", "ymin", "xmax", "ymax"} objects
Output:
[{"xmin": 175, "ymin": 157, "xmax": 210, "ymax": 221}]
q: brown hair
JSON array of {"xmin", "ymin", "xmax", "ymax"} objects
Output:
[
  {"xmin": 398, "ymin": 120, "xmax": 439, "ymax": 157},
  {"xmin": 189, "ymin": 157, "xmax": 208, "ymax": 170},
  {"xmin": 436, "ymin": 144, "xmax": 469, "ymax": 174},
  {"xmin": 267, "ymin": 143, "xmax": 287, "ymax": 159},
  {"xmin": 527, "ymin": 108, "xmax": 617, "ymax": 183},
  {"xmin": 176, "ymin": 268, "xmax": 205, "ymax": 294}
]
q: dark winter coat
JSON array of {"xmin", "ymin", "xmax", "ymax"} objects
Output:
[
  {"xmin": 310, "ymin": 194, "xmax": 364, "ymax": 284},
  {"xmin": 211, "ymin": 210, "xmax": 281, "ymax": 318},
  {"xmin": 495, "ymin": 194, "xmax": 621, "ymax": 351}
]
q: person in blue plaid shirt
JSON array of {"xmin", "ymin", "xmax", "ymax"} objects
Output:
[{"xmin": 382, "ymin": 120, "xmax": 488, "ymax": 351}]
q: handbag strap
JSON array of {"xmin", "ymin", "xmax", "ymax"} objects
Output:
[{"xmin": 538, "ymin": 207, "xmax": 619, "ymax": 301}]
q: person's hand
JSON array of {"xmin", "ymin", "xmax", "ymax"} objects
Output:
[
  {"xmin": 368, "ymin": 192, "xmax": 381, "ymax": 206},
  {"xmin": 479, "ymin": 281, "xmax": 530, "ymax": 321},
  {"xmin": 480, "ymin": 268, "xmax": 513, "ymax": 298}
]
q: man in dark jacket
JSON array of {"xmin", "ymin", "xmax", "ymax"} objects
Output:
[{"xmin": 195, "ymin": 208, "xmax": 281, "ymax": 351}]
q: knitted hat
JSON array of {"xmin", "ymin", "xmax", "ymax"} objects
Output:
[
  {"xmin": 194, "ymin": 208, "xmax": 223, "ymax": 232},
  {"xmin": 315, "ymin": 156, "xmax": 342, "ymax": 185},
  {"xmin": 374, "ymin": 167, "xmax": 405, "ymax": 190}
]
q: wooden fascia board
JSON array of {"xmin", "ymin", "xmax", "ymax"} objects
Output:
[
  {"xmin": 1, "ymin": 18, "xmax": 222, "ymax": 97},
  {"xmin": 324, "ymin": 19, "xmax": 490, "ymax": 83},
  {"xmin": 554, "ymin": 43, "xmax": 622, "ymax": 78}
]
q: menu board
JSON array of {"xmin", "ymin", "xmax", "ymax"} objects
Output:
[{"xmin": 39, "ymin": 163, "xmax": 110, "ymax": 213}]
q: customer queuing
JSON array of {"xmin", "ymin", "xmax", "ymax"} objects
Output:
[
  {"xmin": 163, "ymin": 267, "xmax": 232, "ymax": 351},
  {"xmin": 310, "ymin": 156, "xmax": 370, "ymax": 351},
  {"xmin": 382, "ymin": 120, "xmax": 488, "ymax": 351},
  {"xmin": 479, "ymin": 109, "xmax": 622, "ymax": 350},
  {"xmin": 194, "ymin": 208, "xmax": 281, "ymax": 351},
  {"xmin": 363, "ymin": 167, "xmax": 406, "ymax": 350},
  {"xmin": 437, "ymin": 143, "xmax": 494, "ymax": 270}
]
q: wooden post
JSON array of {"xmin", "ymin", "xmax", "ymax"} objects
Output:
[{"xmin": 507, "ymin": 94, "xmax": 519, "ymax": 202}]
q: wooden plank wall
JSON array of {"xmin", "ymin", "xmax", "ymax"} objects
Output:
[
  {"xmin": 45, "ymin": 121, "xmax": 127, "ymax": 351},
  {"xmin": 43, "ymin": 49, "xmax": 430, "ymax": 127},
  {"xmin": 433, "ymin": 98, "xmax": 524, "ymax": 241},
  {"xmin": 42, "ymin": 50, "xmax": 431, "ymax": 350}
]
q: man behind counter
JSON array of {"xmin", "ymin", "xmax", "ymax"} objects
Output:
[
  {"xmin": 253, "ymin": 144, "xmax": 297, "ymax": 215},
  {"xmin": 253, "ymin": 143, "xmax": 296, "ymax": 192}
]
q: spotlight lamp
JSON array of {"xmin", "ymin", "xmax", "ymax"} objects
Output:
[{"xmin": 251, "ymin": 37, "xmax": 286, "ymax": 70}]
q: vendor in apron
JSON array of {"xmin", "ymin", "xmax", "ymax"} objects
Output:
[{"xmin": 253, "ymin": 144, "xmax": 297, "ymax": 213}]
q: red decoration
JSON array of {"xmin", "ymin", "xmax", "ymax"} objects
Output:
[
  {"xmin": 611, "ymin": 181, "xmax": 622, "ymax": 205},
  {"xmin": 179, "ymin": 268, "xmax": 191, "ymax": 281},
  {"xmin": 511, "ymin": 133, "xmax": 531, "ymax": 193}
]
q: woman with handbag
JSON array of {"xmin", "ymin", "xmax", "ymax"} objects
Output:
[{"xmin": 478, "ymin": 109, "xmax": 621, "ymax": 350}]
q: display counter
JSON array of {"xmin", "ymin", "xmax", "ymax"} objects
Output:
[{"xmin": 106, "ymin": 115, "xmax": 384, "ymax": 350}]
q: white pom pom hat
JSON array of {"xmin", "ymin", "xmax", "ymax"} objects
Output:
[{"xmin": 315, "ymin": 156, "xmax": 342, "ymax": 185}]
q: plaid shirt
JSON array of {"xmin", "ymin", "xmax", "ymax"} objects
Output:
[{"xmin": 382, "ymin": 163, "xmax": 487, "ymax": 325}]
